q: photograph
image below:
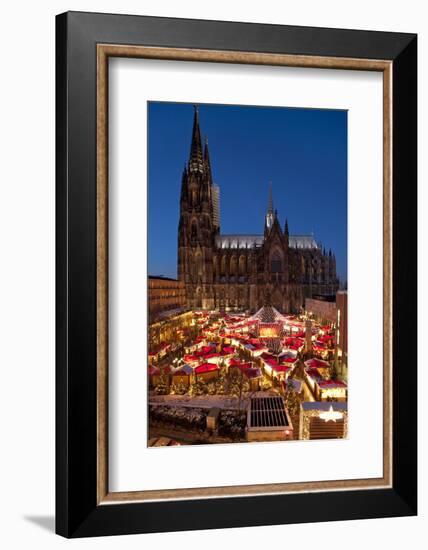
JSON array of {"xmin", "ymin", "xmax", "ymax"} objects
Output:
[
  {"xmin": 147, "ymin": 101, "xmax": 348, "ymax": 446},
  {"xmin": 0, "ymin": 1, "xmax": 420, "ymax": 544}
]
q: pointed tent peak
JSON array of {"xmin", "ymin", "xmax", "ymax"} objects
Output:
[
  {"xmin": 188, "ymin": 104, "xmax": 204, "ymax": 173},
  {"xmin": 249, "ymin": 299, "xmax": 289, "ymax": 324}
]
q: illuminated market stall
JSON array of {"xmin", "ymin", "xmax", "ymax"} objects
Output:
[
  {"xmin": 247, "ymin": 395, "xmax": 293, "ymax": 442},
  {"xmin": 194, "ymin": 362, "xmax": 220, "ymax": 382},
  {"xmin": 299, "ymin": 402, "xmax": 348, "ymax": 440}
]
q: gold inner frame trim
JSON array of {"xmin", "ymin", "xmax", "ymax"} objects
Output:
[{"xmin": 96, "ymin": 44, "xmax": 393, "ymax": 504}]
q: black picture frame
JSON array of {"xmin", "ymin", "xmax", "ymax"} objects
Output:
[{"xmin": 56, "ymin": 11, "xmax": 417, "ymax": 538}]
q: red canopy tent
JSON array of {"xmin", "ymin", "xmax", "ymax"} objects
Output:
[{"xmin": 194, "ymin": 363, "xmax": 219, "ymax": 375}]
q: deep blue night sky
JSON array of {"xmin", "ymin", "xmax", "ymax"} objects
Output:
[{"xmin": 148, "ymin": 102, "xmax": 347, "ymax": 283}]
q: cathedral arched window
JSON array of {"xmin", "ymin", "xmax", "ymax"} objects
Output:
[
  {"xmin": 213, "ymin": 256, "xmax": 218, "ymax": 280},
  {"xmin": 230, "ymin": 255, "xmax": 237, "ymax": 277},
  {"xmin": 220, "ymin": 255, "xmax": 227, "ymax": 276},
  {"xmin": 270, "ymin": 251, "xmax": 282, "ymax": 273},
  {"xmin": 239, "ymin": 255, "xmax": 246, "ymax": 275},
  {"xmin": 192, "ymin": 189, "xmax": 198, "ymax": 206},
  {"xmin": 190, "ymin": 221, "xmax": 198, "ymax": 242},
  {"xmin": 190, "ymin": 254, "xmax": 197, "ymax": 282},
  {"xmin": 195, "ymin": 251, "xmax": 203, "ymax": 280}
]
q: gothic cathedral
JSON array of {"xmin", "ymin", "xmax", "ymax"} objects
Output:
[{"xmin": 178, "ymin": 107, "xmax": 339, "ymax": 313}]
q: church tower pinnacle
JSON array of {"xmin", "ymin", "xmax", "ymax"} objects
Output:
[
  {"xmin": 265, "ymin": 182, "xmax": 275, "ymax": 230},
  {"xmin": 204, "ymin": 136, "xmax": 212, "ymax": 183},
  {"xmin": 188, "ymin": 105, "xmax": 204, "ymax": 174},
  {"xmin": 178, "ymin": 106, "xmax": 215, "ymax": 309},
  {"xmin": 176, "ymin": 106, "xmax": 338, "ymax": 313}
]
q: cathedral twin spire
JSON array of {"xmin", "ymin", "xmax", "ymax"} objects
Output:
[
  {"xmin": 188, "ymin": 105, "xmax": 212, "ymax": 178},
  {"xmin": 203, "ymin": 136, "xmax": 212, "ymax": 183},
  {"xmin": 264, "ymin": 184, "xmax": 289, "ymax": 239},
  {"xmin": 265, "ymin": 182, "xmax": 275, "ymax": 230},
  {"xmin": 180, "ymin": 105, "xmax": 214, "ymax": 209},
  {"xmin": 186, "ymin": 108, "xmax": 289, "ymax": 244},
  {"xmin": 265, "ymin": 183, "xmax": 284, "ymax": 234}
]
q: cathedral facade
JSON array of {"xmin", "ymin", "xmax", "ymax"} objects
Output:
[{"xmin": 177, "ymin": 107, "xmax": 339, "ymax": 313}]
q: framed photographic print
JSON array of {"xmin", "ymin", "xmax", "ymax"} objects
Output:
[{"xmin": 56, "ymin": 11, "xmax": 417, "ymax": 537}]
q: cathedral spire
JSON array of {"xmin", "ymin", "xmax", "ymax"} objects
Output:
[
  {"xmin": 204, "ymin": 136, "xmax": 212, "ymax": 182},
  {"xmin": 188, "ymin": 105, "xmax": 204, "ymax": 173},
  {"xmin": 180, "ymin": 164, "xmax": 188, "ymax": 202},
  {"xmin": 284, "ymin": 218, "xmax": 289, "ymax": 236},
  {"xmin": 265, "ymin": 182, "xmax": 275, "ymax": 230},
  {"xmin": 268, "ymin": 182, "xmax": 274, "ymax": 215},
  {"xmin": 265, "ymin": 182, "xmax": 275, "ymax": 229}
]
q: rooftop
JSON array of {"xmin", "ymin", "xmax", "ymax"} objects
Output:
[
  {"xmin": 148, "ymin": 275, "xmax": 179, "ymax": 282},
  {"xmin": 301, "ymin": 401, "xmax": 348, "ymax": 412},
  {"xmin": 248, "ymin": 396, "xmax": 290, "ymax": 429},
  {"xmin": 250, "ymin": 304, "xmax": 288, "ymax": 324},
  {"xmin": 215, "ymin": 234, "xmax": 320, "ymax": 250}
]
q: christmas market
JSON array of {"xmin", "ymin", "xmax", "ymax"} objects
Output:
[
  {"xmin": 146, "ymin": 105, "xmax": 347, "ymax": 446},
  {"xmin": 147, "ymin": 292, "xmax": 347, "ymax": 445}
]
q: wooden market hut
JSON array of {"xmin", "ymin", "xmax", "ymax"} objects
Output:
[
  {"xmin": 304, "ymin": 357, "xmax": 331, "ymax": 377},
  {"xmin": 148, "ymin": 365, "xmax": 160, "ymax": 388},
  {"xmin": 149, "ymin": 365, "xmax": 171, "ymax": 388},
  {"xmin": 299, "ymin": 401, "xmax": 347, "ymax": 440},
  {"xmin": 194, "ymin": 362, "xmax": 220, "ymax": 382},
  {"xmin": 170, "ymin": 364, "xmax": 193, "ymax": 387},
  {"xmin": 228, "ymin": 359, "xmax": 263, "ymax": 392}
]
